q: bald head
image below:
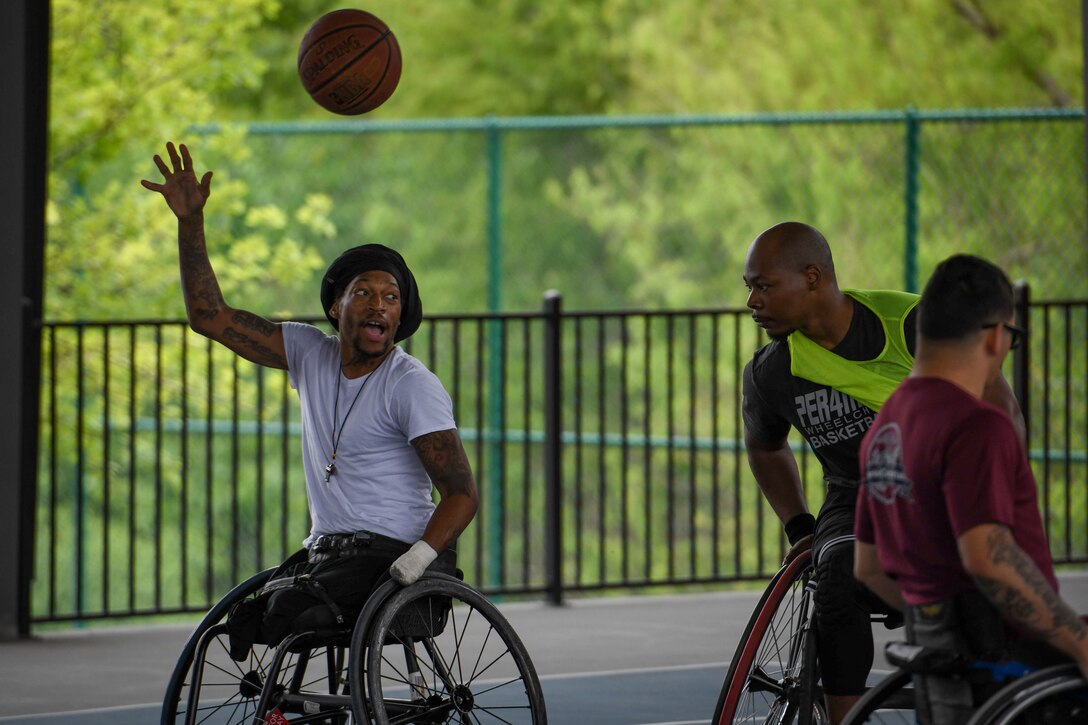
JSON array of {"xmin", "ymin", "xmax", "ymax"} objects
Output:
[
  {"xmin": 748, "ymin": 221, "xmax": 836, "ymax": 279},
  {"xmin": 743, "ymin": 222, "xmax": 845, "ymax": 340}
]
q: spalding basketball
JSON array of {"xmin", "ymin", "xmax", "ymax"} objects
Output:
[{"xmin": 298, "ymin": 9, "xmax": 402, "ymax": 115}]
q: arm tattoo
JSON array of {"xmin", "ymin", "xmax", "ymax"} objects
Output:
[
  {"xmin": 231, "ymin": 310, "xmax": 278, "ymax": 338},
  {"xmin": 176, "ymin": 221, "xmax": 285, "ymax": 369},
  {"xmin": 974, "ymin": 527, "xmax": 1087, "ymax": 643},
  {"xmin": 412, "ymin": 429, "xmax": 476, "ymax": 499},
  {"xmin": 178, "ymin": 226, "xmax": 226, "ymax": 317},
  {"xmin": 222, "ymin": 327, "xmax": 287, "ymax": 368}
]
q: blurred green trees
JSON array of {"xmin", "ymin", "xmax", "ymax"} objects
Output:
[{"xmin": 46, "ymin": 0, "xmax": 1083, "ymax": 321}]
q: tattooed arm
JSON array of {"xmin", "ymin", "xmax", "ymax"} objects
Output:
[
  {"xmin": 141, "ymin": 142, "xmax": 287, "ymax": 369},
  {"xmin": 411, "ymin": 428, "xmax": 479, "ymax": 553},
  {"xmin": 958, "ymin": 523, "xmax": 1088, "ymax": 678}
]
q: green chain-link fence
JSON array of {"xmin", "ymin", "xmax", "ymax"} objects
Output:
[{"xmin": 195, "ymin": 107, "xmax": 1086, "ymax": 316}]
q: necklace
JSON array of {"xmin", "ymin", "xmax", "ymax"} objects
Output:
[{"xmin": 324, "ymin": 355, "xmax": 386, "ymax": 484}]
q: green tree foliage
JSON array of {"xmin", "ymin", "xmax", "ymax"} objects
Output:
[
  {"xmin": 46, "ymin": 0, "xmax": 1082, "ymax": 319},
  {"xmin": 47, "ymin": 0, "xmax": 325, "ymax": 322}
]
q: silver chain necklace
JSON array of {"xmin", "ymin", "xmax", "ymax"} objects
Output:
[{"xmin": 324, "ymin": 355, "xmax": 386, "ymax": 483}]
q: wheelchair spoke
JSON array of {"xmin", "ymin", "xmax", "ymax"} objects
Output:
[{"xmin": 367, "ymin": 577, "xmax": 545, "ymax": 724}]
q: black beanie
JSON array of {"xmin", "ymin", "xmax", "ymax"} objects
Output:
[{"xmin": 320, "ymin": 244, "xmax": 422, "ymax": 342}]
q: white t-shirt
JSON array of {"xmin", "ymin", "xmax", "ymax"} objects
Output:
[{"xmin": 282, "ymin": 322, "xmax": 456, "ymax": 546}]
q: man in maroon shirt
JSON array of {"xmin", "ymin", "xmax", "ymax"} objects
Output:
[{"xmin": 854, "ymin": 254, "xmax": 1088, "ymax": 723}]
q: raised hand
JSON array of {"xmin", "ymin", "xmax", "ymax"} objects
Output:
[{"xmin": 140, "ymin": 142, "xmax": 213, "ymax": 220}]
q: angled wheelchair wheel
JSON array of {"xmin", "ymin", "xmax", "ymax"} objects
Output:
[
  {"xmin": 965, "ymin": 663, "xmax": 1087, "ymax": 725},
  {"xmin": 356, "ymin": 573, "xmax": 546, "ymax": 725},
  {"xmin": 161, "ymin": 567, "xmax": 275, "ymax": 724},
  {"xmin": 713, "ymin": 550, "xmax": 827, "ymax": 725},
  {"xmin": 840, "ymin": 668, "xmax": 915, "ymax": 724},
  {"xmin": 162, "ymin": 552, "xmax": 354, "ymax": 725}
]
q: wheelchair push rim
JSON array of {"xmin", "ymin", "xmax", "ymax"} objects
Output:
[{"xmin": 359, "ymin": 574, "xmax": 547, "ymax": 725}]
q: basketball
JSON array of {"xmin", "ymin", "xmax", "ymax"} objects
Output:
[{"xmin": 297, "ymin": 9, "xmax": 402, "ymax": 115}]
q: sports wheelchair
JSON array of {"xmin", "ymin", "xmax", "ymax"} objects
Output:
[
  {"xmin": 842, "ymin": 640, "xmax": 1087, "ymax": 724},
  {"xmin": 162, "ymin": 550, "xmax": 547, "ymax": 724},
  {"xmin": 710, "ymin": 550, "xmax": 1087, "ymax": 724},
  {"xmin": 711, "ymin": 549, "xmax": 910, "ymax": 725}
]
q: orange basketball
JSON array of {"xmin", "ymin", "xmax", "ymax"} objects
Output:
[{"xmin": 297, "ymin": 9, "xmax": 402, "ymax": 115}]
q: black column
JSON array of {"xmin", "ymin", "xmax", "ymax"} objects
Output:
[{"xmin": 0, "ymin": 0, "xmax": 49, "ymax": 639}]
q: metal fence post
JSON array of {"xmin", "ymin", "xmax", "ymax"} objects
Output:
[
  {"xmin": 543, "ymin": 290, "xmax": 563, "ymax": 605},
  {"xmin": 903, "ymin": 106, "xmax": 921, "ymax": 294},
  {"xmin": 1013, "ymin": 281, "xmax": 1031, "ymax": 444},
  {"xmin": 485, "ymin": 118, "xmax": 505, "ymax": 587}
]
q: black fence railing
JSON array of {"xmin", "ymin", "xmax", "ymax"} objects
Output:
[{"xmin": 31, "ymin": 288, "xmax": 1087, "ymax": 623}]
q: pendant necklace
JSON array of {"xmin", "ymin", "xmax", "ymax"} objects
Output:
[{"xmin": 324, "ymin": 355, "xmax": 385, "ymax": 484}]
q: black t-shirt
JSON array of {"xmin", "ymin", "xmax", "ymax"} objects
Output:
[{"xmin": 742, "ymin": 300, "xmax": 917, "ymax": 482}]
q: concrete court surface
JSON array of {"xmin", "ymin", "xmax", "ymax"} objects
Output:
[{"xmin": 1, "ymin": 572, "xmax": 1085, "ymax": 724}]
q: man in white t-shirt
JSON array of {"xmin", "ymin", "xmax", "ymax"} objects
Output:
[{"xmin": 143, "ymin": 142, "xmax": 478, "ymax": 646}]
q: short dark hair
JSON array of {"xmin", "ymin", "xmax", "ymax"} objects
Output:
[{"xmin": 919, "ymin": 254, "xmax": 1014, "ymax": 341}]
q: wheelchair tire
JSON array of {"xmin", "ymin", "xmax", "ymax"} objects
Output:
[
  {"xmin": 712, "ymin": 549, "xmax": 827, "ymax": 724},
  {"xmin": 161, "ymin": 567, "xmax": 275, "ymax": 725},
  {"xmin": 839, "ymin": 667, "xmax": 915, "ymax": 724},
  {"xmin": 359, "ymin": 573, "xmax": 546, "ymax": 724},
  {"xmin": 964, "ymin": 663, "xmax": 1087, "ymax": 725},
  {"xmin": 161, "ymin": 551, "xmax": 351, "ymax": 725}
]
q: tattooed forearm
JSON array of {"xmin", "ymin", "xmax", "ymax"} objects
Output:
[
  {"xmin": 412, "ymin": 429, "xmax": 479, "ymax": 550},
  {"xmin": 177, "ymin": 220, "xmax": 225, "ymax": 319},
  {"xmin": 975, "ymin": 575, "xmax": 1045, "ymax": 630},
  {"xmin": 412, "ymin": 429, "xmax": 477, "ymax": 498},
  {"xmin": 222, "ymin": 327, "xmax": 288, "ymax": 368},
  {"xmin": 974, "ymin": 527, "xmax": 1087, "ymax": 643}
]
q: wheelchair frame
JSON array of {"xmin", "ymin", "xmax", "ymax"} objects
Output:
[
  {"xmin": 162, "ymin": 567, "xmax": 547, "ymax": 724},
  {"xmin": 712, "ymin": 549, "xmax": 914, "ymax": 725},
  {"xmin": 841, "ymin": 643, "xmax": 1087, "ymax": 724},
  {"xmin": 713, "ymin": 549, "xmax": 1087, "ymax": 725}
]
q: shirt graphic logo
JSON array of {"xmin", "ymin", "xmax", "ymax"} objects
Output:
[
  {"xmin": 793, "ymin": 388, "xmax": 874, "ymax": 449},
  {"xmin": 864, "ymin": 422, "xmax": 913, "ymax": 504}
]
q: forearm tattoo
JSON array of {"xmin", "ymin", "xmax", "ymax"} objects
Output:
[
  {"xmin": 412, "ymin": 429, "xmax": 476, "ymax": 499},
  {"xmin": 178, "ymin": 225, "xmax": 223, "ymax": 318},
  {"xmin": 222, "ymin": 325, "xmax": 287, "ymax": 368},
  {"xmin": 974, "ymin": 527, "xmax": 1087, "ymax": 643}
]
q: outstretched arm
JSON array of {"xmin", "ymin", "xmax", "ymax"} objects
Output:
[
  {"xmin": 959, "ymin": 523, "xmax": 1088, "ymax": 680},
  {"xmin": 389, "ymin": 428, "xmax": 480, "ymax": 585},
  {"xmin": 141, "ymin": 142, "xmax": 287, "ymax": 369}
]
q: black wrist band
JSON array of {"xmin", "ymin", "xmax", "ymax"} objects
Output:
[{"xmin": 784, "ymin": 513, "xmax": 816, "ymax": 545}]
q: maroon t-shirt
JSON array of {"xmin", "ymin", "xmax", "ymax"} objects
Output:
[{"xmin": 855, "ymin": 377, "xmax": 1056, "ymax": 607}]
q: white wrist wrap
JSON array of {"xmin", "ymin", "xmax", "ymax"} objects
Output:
[{"xmin": 390, "ymin": 540, "xmax": 438, "ymax": 585}]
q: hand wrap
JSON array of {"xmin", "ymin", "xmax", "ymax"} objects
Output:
[{"xmin": 389, "ymin": 540, "xmax": 438, "ymax": 585}]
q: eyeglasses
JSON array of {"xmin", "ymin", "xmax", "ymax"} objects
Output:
[{"xmin": 981, "ymin": 322, "xmax": 1024, "ymax": 350}]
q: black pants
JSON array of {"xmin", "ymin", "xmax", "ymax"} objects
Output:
[
  {"xmin": 812, "ymin": 480, "xmax": 894, "ymax": 697},
  {"xmin": 226, "ymin": 533, "xmax": 412, "ymax": 659},
  {"xmin": 262, "ymin": 537, "xmax": 411, "ymax": 645}
]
